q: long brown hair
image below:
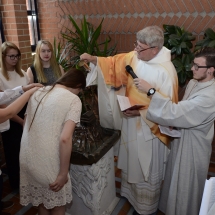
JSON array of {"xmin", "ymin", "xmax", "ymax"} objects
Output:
[
  {"xmin": 29, "ymin": 68, "xmax": 86, "ymax": 130},
  {"xmin": 0, "ymin": 42, "xmax": 23, "ymax": 80},
  {"xmin": 34, "ymin": 40, "xmax": 61, "ymax": 83}
]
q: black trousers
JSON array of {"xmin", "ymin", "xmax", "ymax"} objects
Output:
[
  {"xmin": 0, "ymin": 174, "xmax": 2, "ymax": 210},
  {"xmin": 1, "ymin": 105, "xmax": 26, "ymax": 190}
]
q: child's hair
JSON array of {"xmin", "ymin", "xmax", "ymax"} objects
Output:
[{"xmin": 29, "ymin": 68, "xmax": 86, "ymax": 130}]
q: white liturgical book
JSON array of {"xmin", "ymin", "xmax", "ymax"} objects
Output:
[
  {"xmin": 117, "ymin": 95, "xmax": 144, "ymax": 112},
  {"xmin": 199, "ymin": 177, "xmax": 215, "ymax": 215},
  {"xmin": 158, "ymin": 125, "xmax": 181, "ymax": 138}
]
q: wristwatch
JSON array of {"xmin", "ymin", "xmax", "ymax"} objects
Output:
[{"xmin": 147, "ymin": 88, "xmax": 156, "ymax": 96}]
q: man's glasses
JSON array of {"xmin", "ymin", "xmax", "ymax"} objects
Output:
[
  {"xmin": 134, "ymin": 41, "xmax": 156, "ymax": 52},
  {"xmin": 191, "ymin": 62, "xmax": 211, "ymax": 71},
  {"xmin": 5, "ymin": 54, "xmax": 21, "ymax": 60}
]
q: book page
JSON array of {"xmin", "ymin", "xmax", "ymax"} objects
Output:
[
  {"xmin": 117, "ymin": 95, "xmax": 132, "ymax": 111},
  {"xmin": 117, "ymin": 95, "xmax": 144, "ymax": 112},
  {"xmin": 158, "ymin": 125, "xmax": 181, "ymax": 137},
  {"xmin": 199, "ymin": 177, "xmax": 215, "ymax": 215}
]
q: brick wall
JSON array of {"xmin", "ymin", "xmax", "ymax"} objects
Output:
[
  {"xmin": 38, "ymin": 0, "xmax": 215, "ymax": 53},
  {"xmin": 37, "ymin": 0, "xmax": 215, "ymax": 162},
  {"xmin": 0, "ymin": 0, "xmax": 33, "ymax": 70}
]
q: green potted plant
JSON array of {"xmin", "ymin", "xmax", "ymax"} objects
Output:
[
  {"xmin": 194, "ymin": 28, "xmax": 215, "ymax": 51},
  {"xmin": 163, "ymin": 24, "xmax": 196, "ymax": 86}
]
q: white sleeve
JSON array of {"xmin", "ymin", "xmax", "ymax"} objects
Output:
[
  {"xmin": 0, "ymin": 86, "xmax": 24, "ymax": 105},
  {"xmin": 147, "ymin": 92, "xmax": 215, "ymax": 129}
]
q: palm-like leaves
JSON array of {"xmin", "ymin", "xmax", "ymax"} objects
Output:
[
  {"xmin": 61, "ymin": 15, "xmax": 117, "ymax": 67},
  {"xmin": 53, "ymin": 38, "xmax": 72, "ymax": 71}
]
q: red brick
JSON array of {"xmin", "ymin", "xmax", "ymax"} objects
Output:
[
  {"xmin": 124, "ymin": 0, "xmax": 136, "ymax": 14},
  {"xmin": 88, "ymin": 0, "xmax": 98, "ymax": 15},
  {"xmin": 193, "ymin": 15, "xmax": 212, "ymax": 34},
  {"xmin": 81, "ymin": 0, "xmax": 90, "ymax": 16},
  {"xmin": 102, "ymin": 17, "xmax": 110, "ymax": 33},
  {"xmin": 162, "ymin": 15, "xmax": 172, "ymax": 26},
  {"xmin": 118, "ymin": 0, "xmax": 129, "ymax": 14},
  {"xmin": 200, "ymin": 0, "xmax": 213, "ymax": 13},
  {"xmin": 208, "ymin": 0, "xmax": 215, "ymax": 9},
  {"xmin": 191, "ymin": 0, "xmax": 204, "ymax": 12},
  {"xmin": 153, "ymin": 16, "xmax": 165, "ymax": 28},
  {"xmin": 134, "ymin": 0, "xmax": 149, "ymax": 14},
  {"xmin": 159, "ymin": 0, "xmax": 172, "ymax": 13},
  {"xmin": 124, "ymin": 17, "xmax": 136, "ymax": 33},
  {"xmin": 112, "ymin": 17, "xmax": 123, "ymax": 33},
  {"xmin": 189, "ymin": 15, "xmax": 204, "ymax": 33},
  {"xmin": 153, "ymin": 0, "xmax": 165, "ymax": 13},
  {"xmin": 176, "ymin": 0, "xmax": 187, "ymax": 13},
  {"xmin": 168, "ymin": 15, "xmax": 180, "ymax": 26},
  {"xmin": 103, "ymin": 0, "xmax": 114, "ymax": 14},
  {"xmin": 143, "ymin": 0, "xmax": 157, "ymax": 13},
  {"xmin": 130, "ymin": 0, "xmax": 145, "ymax": 14},
  {"xmin": 118, "ymin": 17, "xmax": 129, "ymax": 33},
  {"xmin": 168, "ymin": 1, "xmax": 180, "ymax": 13},
  {"xmin": 184, "ymin": 1, "xmax": 194, "ymax": 13},
  {"xmin": 175, "ymin": 15, "xmax": 187, "ymax": 27},
  {"xmin": 143, "ymin": 16, "xmax": 156, "ymax": 29},
  {"xmin": 202, "ymin": 16, "xmax": 215, "ymax": 31},
  {"xmin": 182, "ymin": 16, "xmax": 195, "ymax": 30},
  {"xmin": 129, "ymin": 17, "xmax": 145, "ymax": 33}
]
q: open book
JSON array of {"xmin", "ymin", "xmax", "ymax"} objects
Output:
[
  {"xmin": 117, "ymin": 95, "xmax": 144, "ymax": 112},
  {"xmin": 158, "ymin": 125, "xmax": 181, "ymax": 138},
  {"xmin": 199, "ymin": 177, "xmax": 215, "ymax": 215}
]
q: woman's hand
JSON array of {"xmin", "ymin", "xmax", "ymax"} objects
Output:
[
  {"xmin": 26, "ymin": 86, "xmax": 41, "ymax": 96},
  {"xmin": 133, "ymin": 78, "xmax": 152, "ymax": 93},
  {"xmin": 49, "ymin": 174, "xmax": 68, "ymax": 192},
  {"xmin": 123, "ymin": 109, "xmax": 140, "ymax": 117},
  {"xmin": 22, "ymin": 83, "xmax": 43, "ymax": 92}
]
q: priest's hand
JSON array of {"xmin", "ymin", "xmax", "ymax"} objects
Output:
[
  {"xmin": 80, "ymin": 53, "xmax": 97, "ymax": 65},
  {"xmin": 123, "ymin": 109, "xmax": 140, "ymax": 117},
  {"xmin": 134, "ymin": 78, "xmax": 152, "ymax": 93}
]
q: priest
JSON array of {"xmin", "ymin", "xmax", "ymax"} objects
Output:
[{"xmin": 80, "ymin": 25, "xmax": 178, "ymax": 215}]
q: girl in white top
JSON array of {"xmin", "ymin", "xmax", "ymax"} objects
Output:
[{"xmin": 0, "ymin": 42, "xmax": 29, "ymax": 190}]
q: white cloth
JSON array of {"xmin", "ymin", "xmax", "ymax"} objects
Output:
[
  {"xmin": 87, "ymin": 47, "xmax": 178, "ymax": 214},
  {"xmin": 0, "ymin": 69, "xmax": 29, "ymax": 93},
  {"xmin": 0, "ymin": 69, "xmax": 29, "ymax": 131},
  {"xmin": 0, "ymin": 86, "xmax": 24, "ymax": 132},
  {"xmin": 147, "ymin": 79, "xmax": 215, "ymax": 215},
  {"xmin": 20, "ymin": 87, "xmax": 82, "ymax": 209},
  {"xmin": 0, "ymin": 86, "xmax": 24, "ymax": 105}
]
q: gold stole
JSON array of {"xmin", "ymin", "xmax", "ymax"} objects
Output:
[{"xmin": 98, "ymin": 51, "xmax": 178, "ymax": 145}]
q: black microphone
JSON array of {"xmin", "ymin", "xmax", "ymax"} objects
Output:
[{"xmin": 125, "ymin": 65, "xmax": 138, "ymax": 79}]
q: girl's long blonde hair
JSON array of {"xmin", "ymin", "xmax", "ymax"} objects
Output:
[
  {"xmin": 0, "ymin": 42, "xmax": 23, "ymax": 80},
  {"xmin": 34, "ymin": 40, "xmax": 61, "ymax": 83}
]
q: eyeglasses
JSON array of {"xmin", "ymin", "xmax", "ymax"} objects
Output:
[
  {"xmin": 134, "ymin": 41, "xmax": 156, "ymax": 52},
  {"xmin": 191, "ymin": 62, "xmax": 211, "ymax": 71},
  {"xmin": 5, "ymin": 54, "xmax": 21, "ymax": 60}
]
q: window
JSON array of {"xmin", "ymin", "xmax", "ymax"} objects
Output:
[
  {"xmin": 0, "ymin": 12, "xmax": 5, "ymax": 44},
  {"xmin": 26, "ymin": 0, "xmax": 40, "ymax": 52}
]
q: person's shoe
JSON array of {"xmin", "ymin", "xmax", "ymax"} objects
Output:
[{"xmin": 1, "ymin": 201, "xmax": 14, "ymax": 210}]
